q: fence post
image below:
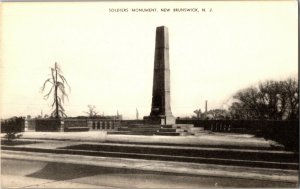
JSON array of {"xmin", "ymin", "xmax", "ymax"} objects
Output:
[{"xmin": 59, "ymin": 119, "xmax": 64, "ymax": 132}]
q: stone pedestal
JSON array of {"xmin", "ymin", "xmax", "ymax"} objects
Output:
[{"xmin": 144, "ymin": 115, "xmax": 176, "ymax": 125}]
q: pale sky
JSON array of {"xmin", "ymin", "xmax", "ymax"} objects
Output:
[{"xmin": 0, "ymin": 1, "xmax": 298, "ymax": 119}]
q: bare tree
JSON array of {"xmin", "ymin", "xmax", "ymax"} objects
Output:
[
  {"xmin": 232, "ymin": 87, "xmax": 265, "ymax": 119},
  {"xmin": 207, "ymin": 109, "xmax": 229, "ymax": 120},
  {"xmin": 85, "ymin": 105, "xmax": 98, "ymax": 117},
  {"xmin": 229, "ymin": 102, "xmax": 248, "ymax": 119},
  {"xmin": 282, "ymin": 78, "xmax": 299, "ymax": 119},
  {"xmin": 258, "ymin": 80, "xmax": 282, "ymax": 119},
  {"xmin": 41, "ymin": 62, "xmax": 70, "ymax": 118},
  {"xmin": 193, "ymin": 109, "xmax": 201, "ymax": 119}
]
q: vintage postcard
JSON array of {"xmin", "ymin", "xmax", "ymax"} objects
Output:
[{"xmin": 1, "ymin": 1, "xmax": 298, "ymax": 188}]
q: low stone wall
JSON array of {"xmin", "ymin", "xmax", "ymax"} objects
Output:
[
  {"xmin": 64, "ymin": 119, "xmax": 89, "ymax": 132},
  {"xmin": 176, "ymin": 119, "xmax": 299, "ymax": 151},
  {"xmin": 34, "ymin": 119, "xmax": 61, "ymax": 132},
  {"xmin": 26, "ymin": 118, "xmax": 122, "ymax": 132},
  {"xmin": 64, "ymin": 119, "xmax": 87, "ymax": 128},
  {"xmin": 87, "ymin": 119, "xmax": 121, "ymax": 131}
]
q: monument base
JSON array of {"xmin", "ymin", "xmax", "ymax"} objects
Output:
[
  {"xmin": 107, "ymin": 122, "xmax": 205, "ymax": 136},
  {"xmin": 143, "ymin": 115, "xmax": 176, "ymax": 125}
]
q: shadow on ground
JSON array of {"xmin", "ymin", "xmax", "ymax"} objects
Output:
[
  {"xmin": 24, "ymin": 162, "xmax": 296, "ymax": 188},
  {"xmin": 1, "ymin": 139, "xmax": 41, "ymax": 146}
]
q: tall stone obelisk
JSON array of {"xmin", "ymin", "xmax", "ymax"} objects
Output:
[{"xmin": 145, "ymin": 26, "xmax": 175, "ymax": 125}]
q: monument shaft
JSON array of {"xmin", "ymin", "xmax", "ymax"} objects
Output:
[{"xmin": 148, "ymin": 26, "xmax": 175, "ymax": 125}]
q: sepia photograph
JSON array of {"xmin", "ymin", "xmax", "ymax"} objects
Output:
[{"xmin": 0, "ymin": 1, "xmax": 298, "ymax": 188}]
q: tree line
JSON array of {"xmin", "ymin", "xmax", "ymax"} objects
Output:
[
  {"xmin": 229, "ymin": 78, "xmax": 298, "ymax": 120},
  {"xmin": 192, "ymin": 78, "xmax": 298, "ymax": 120}
]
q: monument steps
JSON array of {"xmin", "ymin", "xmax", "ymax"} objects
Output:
[
  {"xmin": 188, "ymin": 127, "xmax": 205, "ymax": 131},
  {"xmin": 107, "ymin": 131, "xmax": 156, "ymax": 136},
  {"xmin": 3, "ymin": 142, "xmax": 298, "ymax": 170},
  {"xmin": 155, "ymin": 132, "xmax": 181, "ymax": 136},
  {"xmin": 172, "ymin": 124, "xmax": 194, "ymax": 129},
  {"xmin": 108, "ymin": 131, "xmax": 194, "ymax": 136},
  {"xmin": 109, "ymin": 122, "xmax": 204, "ymax": 136},
  {"xmin": 110, "ymin": 128, "xmax": 193, "ymax": 136},
  {"xmin": 109, "ymin": 122, "xmax": 180, "ymax": 136},
  {"xmin": 158, "ymin": 128, "xmax": 184, "ymax": 132},
  {"xmin": 108, "ymin": 131, "xmax": 193, "ymax": 136},
  {"xmin": 122, "ymin": 124, "xmax": 162, "ymax": 128},
  {"xmin": 160, "ymin": 125, "xmax": 173, "ymax": 129},
  {"xmin": 118, "ymin": 128, "xmax": 160, "ymax": 132}
]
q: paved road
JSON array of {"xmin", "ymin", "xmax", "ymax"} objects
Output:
[{"xmin": 2, "ymin": 155, "xmax": 297, "ymax": 188}]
